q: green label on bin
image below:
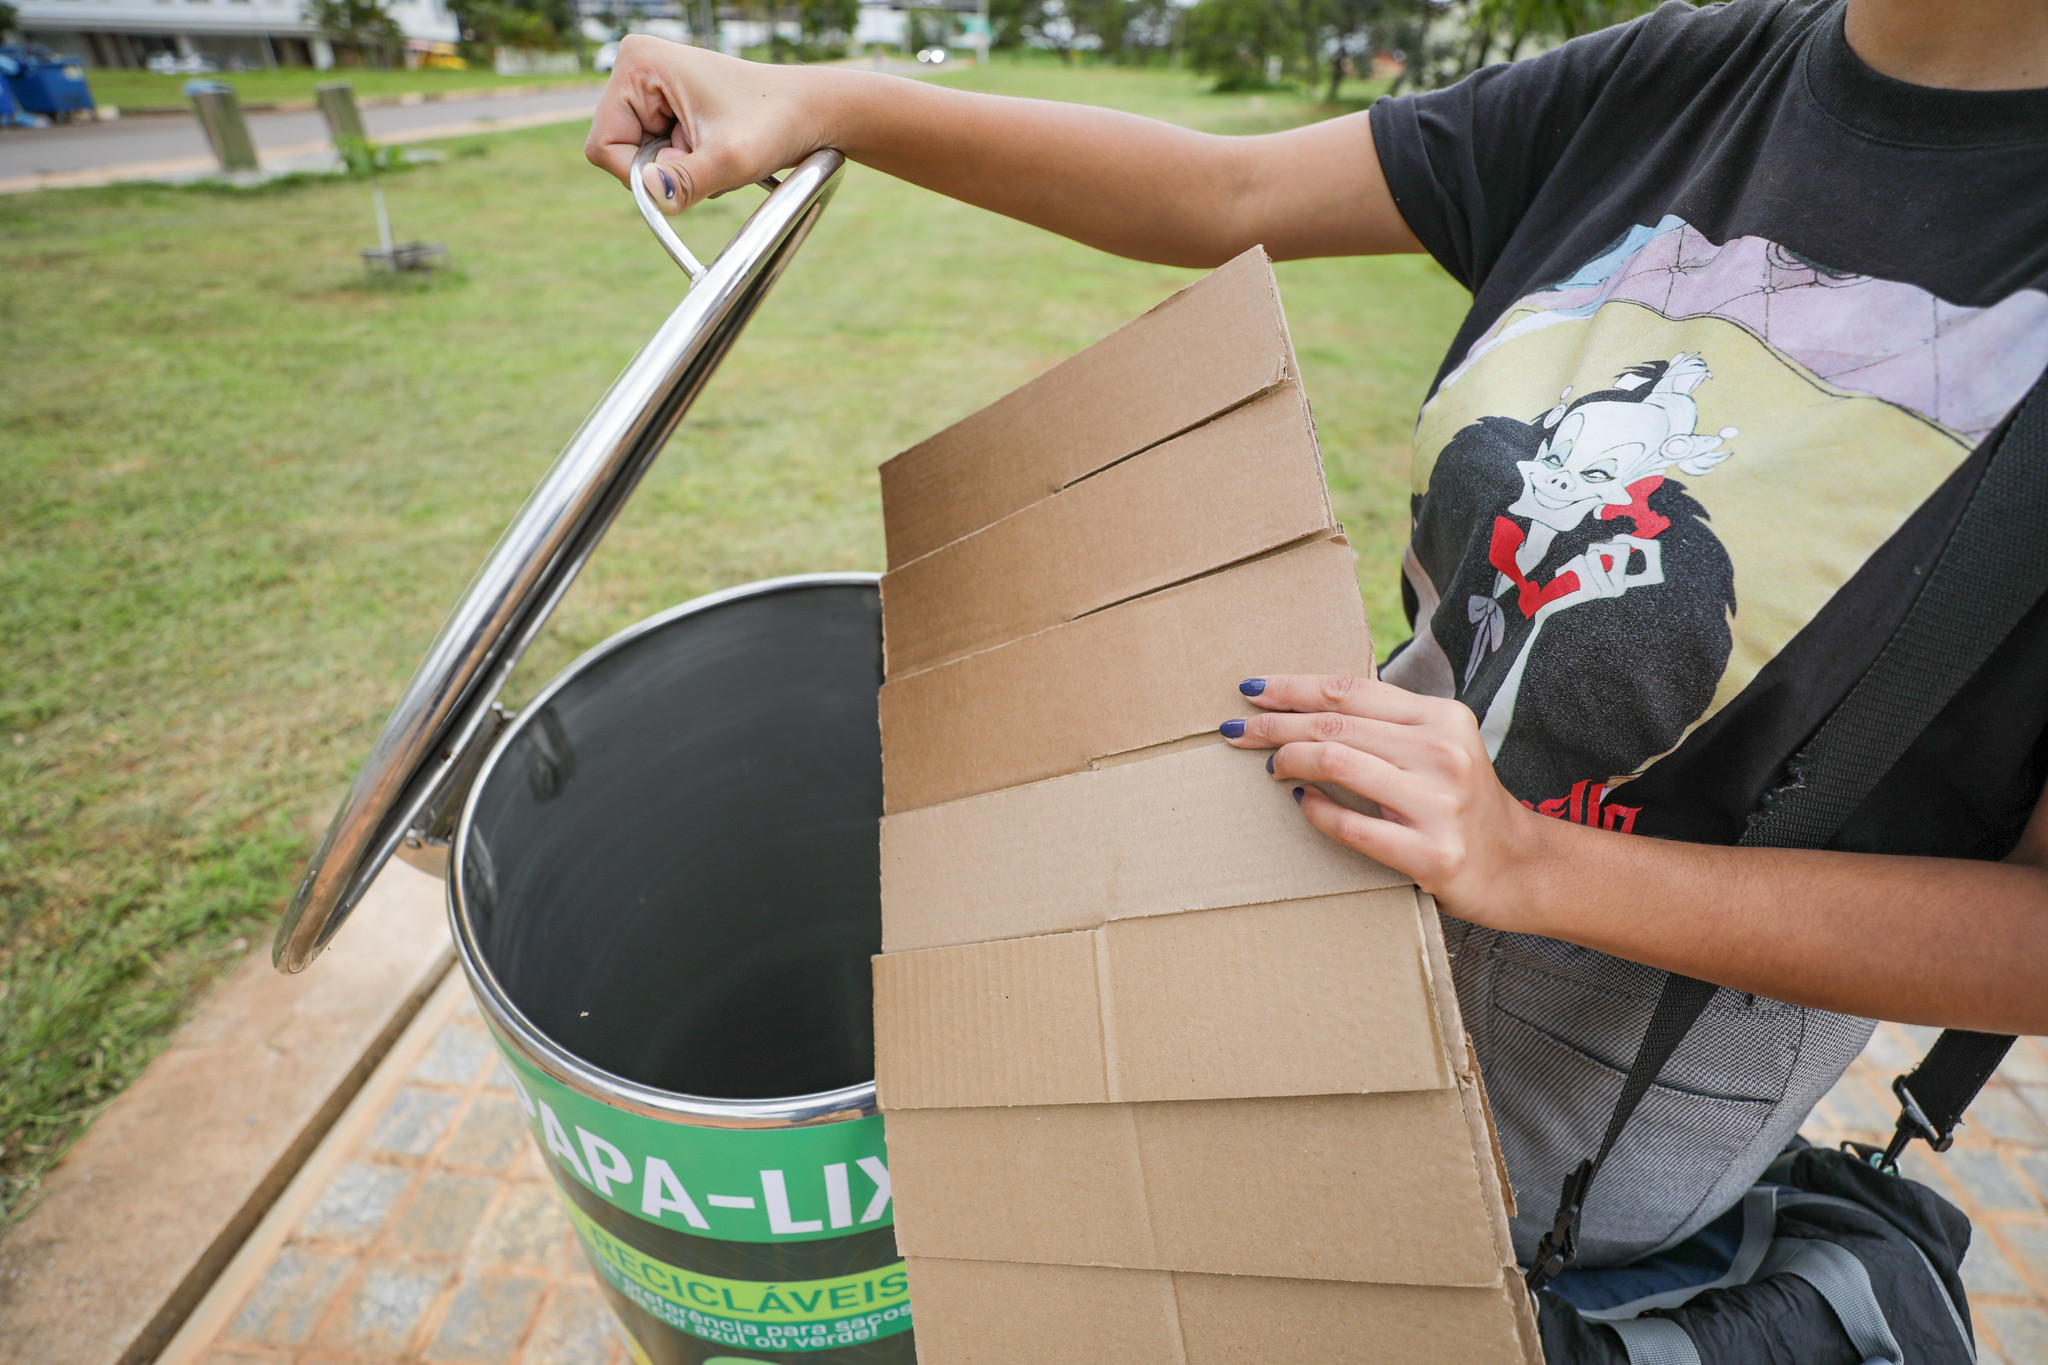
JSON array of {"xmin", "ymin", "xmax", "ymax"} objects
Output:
[
  {"xmin": 567, "ymin": 1200, "xmax": 913, "ymax": 1352},
  {"xmin": 491, "ymin": 1037, "xmax": 892, "ymax": 1243}
]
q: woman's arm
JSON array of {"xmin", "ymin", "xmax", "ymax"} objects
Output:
[
  {"xmin": 1226, "ymin": 673, "xmax": 2048, "ymax": 1034},
  {"xmin": 585, "ymin": 36, "xmax": 1424, "ymax": 267}
]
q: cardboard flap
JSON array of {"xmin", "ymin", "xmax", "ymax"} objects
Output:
[
  {"xmin": 880, "ymin": 537, "xmax": 1372, "ymax": 813},
  {"xmin": 874, "ymin": 889, "xmax": 1453, "ymax": 1110},
  {"xmin": 880, "ymin": 741, "xmax": 1409, "ymax": 954},
  {"xmin": 1102, "ymin": 889, "xmax": 1449, "ymax": 1101},
  {"xmin": 886, "ymin": 1091, "xmax": 1506, "ymax": 1287},
  {"xmin": 1175, "ymin": 1270, "xmax": 1541, "ymax": 1365},
  {"xmin": 879, "ymin": 247, "xmax": 1295, "ymax": 568},
  {"xmin": 903, "ymin": 1259, "xmax": 1187, "ymax": 1365},
  {"xmin": 881, "ymin": 383, "xmax": 1331, "ymax": 676},
  {"xmin": 905, "ymin": 1258, "xmax": 1537, "ymax": 1365},
  {"xmin": 890, "ymin": 1103, "xmax": 1162, "ymax": 1270},
  {"xmin": 874, "ymin": 929, "xmax": 1111, "ymax": 1108}
]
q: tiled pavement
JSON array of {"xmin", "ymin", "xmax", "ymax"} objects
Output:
[
  {"xmin": 164, "ymin": 966, "xmax": 2048, "ymax": 1364},
  {"xmin": 163, "ymin": 971, "xmax": 629, "ymax": 1365}
]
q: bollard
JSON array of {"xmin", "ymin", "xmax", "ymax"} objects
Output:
[
  {"xmin": 315, "ymin": 82, "xmax": 367, "ymax": 144},
  {"xmin": 186, "ymin": 81, "xmax": 258, "ymax": 174}
]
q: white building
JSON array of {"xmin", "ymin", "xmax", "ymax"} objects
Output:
[{"xmin": 17, "ymin": 0, "xmax": 458, "ymax": 69}]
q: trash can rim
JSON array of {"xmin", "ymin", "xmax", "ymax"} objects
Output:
[{"xmin": 449, "ymin": 570, "xmax": 884, "ymax": 1130}]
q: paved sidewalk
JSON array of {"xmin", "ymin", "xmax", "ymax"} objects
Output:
[
  {"xmin": 0, "ymin": 86, "xmax": 602, "ymax": 193},
  {"xmin": 1804, "ymin": 1027, "xmax": 2048, "ymax": 1364},
  {"xmin": 159, "ymin": 960, "xmax": 2048, "ymax": 1364},
  {"xmin": 162, "ymin": 971, "xmax": 627, "ymax": 1365}
]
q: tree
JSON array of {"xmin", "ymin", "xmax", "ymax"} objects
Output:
[
  {"xmin": 798, "ymin": 0, "xmax": 859, "ymax": 55},
  {"xmin": 983, "ymin": 0, "xmax": 1178, "ymax": 63},
  {"xmin": 1460, "ymin": 0, "xmax": 1660, "ymax": 69},
  {"xmin": 1023, "ymin": 0, "xmax": 1081, "ymax": 62},
  {"xmin": 308, "ymin": 0, "xmax": 405, "ymax": 65},
  {"xmin": 987, "ymin": 0, "xmax": 1036, "ymax": 49},
  {"xmin": 451, "ymin": 0, "xmax": 577, "ymax": 54},
  {"xmin": 0, "ymin": 0, "xmax": 19, "ymax": 41},
  {"xmin": 1183, "ymin": 0, "xmax": 1297, "ymax": 89}
]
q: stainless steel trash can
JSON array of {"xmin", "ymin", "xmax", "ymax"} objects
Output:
[
  {"xmin": 187, "ymin": 80, "xmax": 258, "ymax": 173},
  {"xmin": 315, "ymin": 82, "xmax": 367, "ymax": 144},
  {"xmin": 274, "ymin": 146, "xmax": 912, "ymax": 1364}
]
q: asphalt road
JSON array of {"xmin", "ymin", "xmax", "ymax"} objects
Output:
[{"xmin": 0, "ymin": 85, "xmax": 604, "ymax": 185}]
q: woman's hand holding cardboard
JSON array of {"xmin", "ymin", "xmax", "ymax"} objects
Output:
[
  {"xmin": 1222, "ymin": 674, "xmax": 2048, "ymax": 1034},
  {"xmin": 1220, "ymin": 673, "xmax": 1546, "ymax": 929}
]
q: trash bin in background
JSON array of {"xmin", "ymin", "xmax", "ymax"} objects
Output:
[
  {"xmin": 0, "ymin": 44, "xmax": 95, "ymax": 121},
  {"xmin": 271, "ymin": 147, "xmax": 914, "ymax": 1365},
  {"xmin": 0, "ymin": 67, "xmax": 28, "ymax": 127},
  {"xmin": 186, "ymin": 80, "xmax": 258, "ymax": 173},
  {"xmin": 315, "ymin": 82, "xmax": 367, "ymax": 144}
]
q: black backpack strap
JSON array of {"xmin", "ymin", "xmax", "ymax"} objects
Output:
[
  {"xmin": 1526, "ymin": 366, "xmax": 2048, "ymax": 1294},
  {"xmin": 1525, "ymin": 971, "xmax": 1717, "ymax": 1290},
  {"xmin": 1876, "ymin": 1030, "xmax": 2017, "ymax": 1170}
]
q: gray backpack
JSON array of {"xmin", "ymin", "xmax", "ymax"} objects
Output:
[{"xmin": 1525, "ymin": 370, "xmax": 2048, "ymax": 1362}]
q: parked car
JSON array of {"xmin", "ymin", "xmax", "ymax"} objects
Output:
[
  {"xmin": 145, "ymin": 51, "xmax": 216, "ymax": 75},
  {"xmin": 594, "ymin": 41, "xmax": 619, "ymax": 72}
]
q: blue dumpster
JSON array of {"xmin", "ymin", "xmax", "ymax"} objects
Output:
[
  {"xmin": 0, "ymin": 45, "xmax": 96, "ymax": 121},
  {"xmin": 0, "ymin": 69, "xmax": 28, "ymax": 127}
]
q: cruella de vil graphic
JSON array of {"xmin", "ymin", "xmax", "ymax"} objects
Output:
[{"xmin": 1384, "ymin": 354, "xmax": 1739, "ymax": 822}]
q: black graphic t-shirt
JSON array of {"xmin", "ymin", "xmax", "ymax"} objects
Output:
[{"xmin": 1368, "ymin": 0, "xmax": 2048, "ymax": 1265}]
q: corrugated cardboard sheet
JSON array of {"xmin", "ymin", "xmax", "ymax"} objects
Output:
[
  {"xmin": 873, "ymin": 249, "xmax": 1538, "ymax": 1363},
  {"xmin": 905, "ymin": 1258, "xmax": 1537, "ymax": 1365},
  {"xmin": 880, "ymin": 536, "xmax": 1369, "ymax": 813},
  {"xmin": 874, "ymin": 888, "xmax": 1451, "ymax": 1108},
  {"xmin": 878, "ymin": 248, "xmax": 1296, "ymax": 569}
]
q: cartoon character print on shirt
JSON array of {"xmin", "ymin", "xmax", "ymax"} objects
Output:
[
  {"xmin": 1382, "ymin": 215, "xmax": 2048, "ymax": 827},
  {"xmin": 1397, "ymin": 353, "xmax": 1739, "ymax": 814}
]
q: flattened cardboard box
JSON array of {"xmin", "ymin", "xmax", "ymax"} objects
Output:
[
  {"xmin": 903, "ymin": 1258, "xmax": 1543, "ymax": 1365},
  {"xmin": 873, "ymin": 887, "xmax": 1450, "ymax": 1109},
  {"xmin": 876, "ymin": 888, "xmax": 1527, "ymax": 1294},
  {"xmin": 878, "ymin": 247, "xmax": 1296, "ymax": 569},
  {"xmin": 873, "ymin": 253, "xmax": 1535, "ymax": 1362},
  {"xmin": 879, "ymin": 741, "xmax": 1411, "ymax": 955},
  {"xmin": 880, "ymin": 382, "xmax": 1332, "ymax": 676},
  {"xmin": 880, "ymin": 536, "xmax": 1372, "ymax": 813},
  {"xmin": 883, "ymin": 1089, "xmax": 1505, "ymax": 1286}
]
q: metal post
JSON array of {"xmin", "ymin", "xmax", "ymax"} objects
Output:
[
  {"xmin": 188, "ymin": 83, "xmax": 259, "ymax": 174},
  {"xmin": 315, "ymin": 82, "xmax": 367, "ymax": 142}
]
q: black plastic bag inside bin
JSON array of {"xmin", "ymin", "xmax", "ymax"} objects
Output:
[{"xmin": 462, "ymin": 582, "xmax": 884, "ymax": 1102}]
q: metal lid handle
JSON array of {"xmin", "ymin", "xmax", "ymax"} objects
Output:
[
  {"xmin": 630, "ymin": 135, "xmax": 708, "ymax": 281},
  {"xmin": 629, "ymin": 133, "xmax": 790, "ymax": 284}
]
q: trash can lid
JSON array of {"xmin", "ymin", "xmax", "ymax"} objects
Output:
[{"xmin": 273, "ymin": 145, "xmax": 846, "ymax": 973}]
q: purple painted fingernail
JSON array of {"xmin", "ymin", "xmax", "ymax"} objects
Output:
[
  {"xmin": 656, "ymin": 168, "xmax": 676, "ymax": 201},
  {"xmin": 1266, "ymin": 753, "xmax": 1275, "ymax": 775},
  {"xmin": 1293, "ymin": 786, "xmax": 1305, "ymax": 803},
  {"xmin": 1239, "ymin": 679, "xmax": 1266, "ymax": 697},
  {"xmin": 1219, "ymin": 719, "xmax": 1245, "ymax": 739}
]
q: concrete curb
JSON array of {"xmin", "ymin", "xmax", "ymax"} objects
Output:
[
  {"xmin": 0, "ymin": 99, "xmax": 599, "ymax": 195},
  {"xmin": 150, "ymin": 967, "xmax": 476, "ymax": 1365},
  {"xmin": 103, "ymin": 80, "xmax": 607, "ymax": 119},
  {"xmin": 0, "ymin": 861, "xmax": 454, "ymax": 1365}
]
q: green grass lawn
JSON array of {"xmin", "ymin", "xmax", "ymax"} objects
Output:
[
  {"xmin": 0, "ymin": 60, "xmax": 1467, "ymax": 1222},
  {"xmin": 84, "ymin": 66, "xmax": 602, "ymax": 112}
]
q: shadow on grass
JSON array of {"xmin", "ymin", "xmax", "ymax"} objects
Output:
[{"xmin": 337, "ymin": 265, "xmax": 470, "ymax": 296}]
